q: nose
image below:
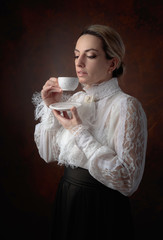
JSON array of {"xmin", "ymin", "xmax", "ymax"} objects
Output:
[{"xmin": 75, "ymin": 55, "xmax": 85, "ymax": 68}]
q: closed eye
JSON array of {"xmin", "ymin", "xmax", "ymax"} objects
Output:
[
  {"xmin": 74, "ymin": 55, "xmax": 79, "ymax": 59},
  {"xmin": 87, "ymin": 55, "xmax": 97, "ymax": 59},
  {"xmin": 74, "ymin": 55, "xmax": 97, "ymax": 59}
]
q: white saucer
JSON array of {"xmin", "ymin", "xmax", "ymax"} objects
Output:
[{"xmin": 49, "ymin": 102, "xmax": 81, "ymax": 111}]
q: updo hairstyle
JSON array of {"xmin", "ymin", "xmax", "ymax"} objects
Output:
[{"xmin": 79, "ymin": 24, "xmax": 125, "ymax": 78}]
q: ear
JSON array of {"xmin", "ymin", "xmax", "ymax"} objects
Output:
[{"xmin": 108, "ymin": 57, "xmax": 119, "ymax": 72}]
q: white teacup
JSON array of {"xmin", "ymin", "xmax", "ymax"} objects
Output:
[{"xmin": 58, "ymin": 77, "xmax": 79, "ymax": 91}]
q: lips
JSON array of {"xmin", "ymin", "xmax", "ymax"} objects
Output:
[{"xmin": 77, "ymin": 71, "xmax": 87, "ymax": 77}]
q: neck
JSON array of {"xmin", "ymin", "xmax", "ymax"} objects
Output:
[{"xmin": 85, "ymin": 76, "xmax": 113, "ymax": 89}]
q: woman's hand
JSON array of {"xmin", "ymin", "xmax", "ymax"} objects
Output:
[
  {"xmin": 53, "ymin": 107, "xmax": 82, "ymax": 132},
  {"xmin": 41, "ymin": 77, "xmax": 62, "ymax": 107}
]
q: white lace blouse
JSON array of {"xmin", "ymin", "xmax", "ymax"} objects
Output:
[{"xmin": 33, "ymin": 78, "xmax": 147, "ymax": 196}]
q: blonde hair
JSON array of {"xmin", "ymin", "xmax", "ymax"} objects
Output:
[{"xmin": 80, "ymin": 24, "xmax": 125, "ymax": 77}]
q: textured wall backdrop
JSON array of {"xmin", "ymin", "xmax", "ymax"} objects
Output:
[{"xmin": 0, "ymin": 0, "xmax": 162, "ymax": 239}]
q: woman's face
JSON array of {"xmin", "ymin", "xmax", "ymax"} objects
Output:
[{"xmin": 74, "ymin": 34, "xmax": 113, "ymax": 87}]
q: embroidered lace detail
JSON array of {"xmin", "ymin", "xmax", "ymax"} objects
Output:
[
  {"xmin": 56, "ymin": 128, "xmax": 87, "ymax": 168},
  {"xmin": 83, "ymin": 78, "xmax": 121, "ymax": 101},
  {"xmin": 71, "ymin": 124, "xmax": 89, "ymax": 137},
  {"xmin": 32, "ymin": 92, "xmax": 61, "ymax": 162},
  {"xmin": 89, "ymin": 96, "xmax": 147, "ymax": 196},
  {"xmin": 32, "ymin": 92, "xmax": 54, "ymax": 124},
  {"xmin": 32, "ymin": 79, "xmax": 147, "ymax": 195},
  {"xmin": 32, "ymin": 92, "xmax": 45, "ymax": 120}
]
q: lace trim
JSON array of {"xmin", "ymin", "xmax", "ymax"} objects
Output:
[
  {"xmin": 32, "ymin": 92, "xmax": 45, "ymax": 120},
  {"xmin": 117, "ymin": 96, "xmax": 127, "ymax": 159},
  {"xmin": 89, "ymin": 95, "xmax": 147, "ymax": 196},
  {"xmin": 56, "ymin": 128, "xmax": 87, "ymax": 167},
  {"xmin": 32, "ymin": 85, "xmax": 147, "ymax": 195},
  {"xmin": 32, "ymin": 91, "xmax": 73, "ymax": 123},
  {"xmin": 83, "ymin": 78, "xmax": 121, "ymax": 101},
  {"xmin": 71, "ymin": 124, "xmax": 89, "ymax": 136}
]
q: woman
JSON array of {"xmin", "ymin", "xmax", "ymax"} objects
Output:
[{"xmin": 33, "ymin": 25, "xmax": 147, "ymax": 239}]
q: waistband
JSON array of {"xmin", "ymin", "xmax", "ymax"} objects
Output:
[{"xmin": 63, "ymin": 166, "xmax": 109, "ymax": 189}]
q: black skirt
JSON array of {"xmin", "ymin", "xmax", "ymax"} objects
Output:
[{"xmin": 50, "ymin": 166, "xmax": 134, "ymax": 240}]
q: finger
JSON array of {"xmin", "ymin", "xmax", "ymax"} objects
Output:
[
  {"xmin": 44, "ymin": 81, "xmax": 60, "ymax": 89},
  {"xmin": 71, "ymin": 107, "xmax": 78, "ymax": 118},
  {"xmin": 49, "ymin": 77, "xmax": 59, "ymax": 86},
  {"xmin": 44, "ymin": 78, "xmax": 59, "ymax": 88},
  {"xmin": 71, "ymin": 107, "xmax": 82, "ymax": 124},
  {"xmin": 41, "ymin": 85, "xmax": 52, "ymax": 98},
  {"xmin": 42, "ymin": 86, "xmax": 62, "ymax": 95},
  {"xmin": 63, "ymin": 111, "xmax": 70, "ymax": 119},
  {"xmin": 48, "ymin": 87, "xmax": 62, "ymax": 94},
  {"xmin": 53, "ymin": 110, "xmax": 70, "ymax": 120},
  {"xmin": 49, "ymin": 77, "xmax": 58, "ymax": 82},
  {"xmin": 53, "ymin": 110, "xmax": 63, "ymax": 120}
]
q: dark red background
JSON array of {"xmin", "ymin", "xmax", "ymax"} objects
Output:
[{"xmin": 0, "ymin": 0, "xmax": 162, "ymax": 239}]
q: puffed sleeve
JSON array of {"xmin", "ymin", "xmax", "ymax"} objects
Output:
[
  {"xmin": 32, "ymin": 92, "xmax": 61, "ymax": 163},
  {"xmin": 73, "ymin": 96, "xmax": 147, "ymax": 196}
]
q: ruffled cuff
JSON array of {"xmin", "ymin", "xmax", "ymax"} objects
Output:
[
  {"xmin": 72, "ymin": 125, "xmax": 103, "ymax": 161},
  {"xmin": 32, "ymin": 92, "xmax": 60, "ymax": 128},
  {"xmin": 71, "ymin": 124, "xmax": 89, "ymax": 137}
]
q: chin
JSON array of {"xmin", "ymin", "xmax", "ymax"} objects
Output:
[{"xmin": 78, "ymin": 77, "xmax": 88, "ymax": 85}]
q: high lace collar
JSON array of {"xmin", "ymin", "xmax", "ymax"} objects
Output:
[{"xmin": 83, "ymin": 78, "xmax": 121, "ymax": 101}]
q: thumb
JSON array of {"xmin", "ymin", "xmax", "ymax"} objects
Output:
[
  {"xmin": 71, "ymin": 107, "xmax": 81, "ymax": 124},
  {"xmin": 71, "ymin": 107, "xmax": 78, "ymax": 118}
]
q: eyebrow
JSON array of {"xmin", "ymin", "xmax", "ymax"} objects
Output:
[{"xmin": 74, "ymin": 48, "xmax": 99, "ymax": 53}]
